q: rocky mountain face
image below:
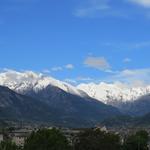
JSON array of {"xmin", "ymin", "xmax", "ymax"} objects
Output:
[
  {"xmin": 117, "ymin": 94, "xmax": 150, "ymax": 116},
  {"xmin": 0, "ymin": 71, "xmax": 121, "ymax": 127},
  {"xmin": 0, "ymin": 86, "xmax": 55, "ymax": 122}
]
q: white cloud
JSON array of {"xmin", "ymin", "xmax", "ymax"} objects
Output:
[
  {"xmin": 76, "ymin": 68, "xmax": 150, "ymax": 87},
  {"xmin": 77, "ymin": 76, "xmax": 94, "ymax": 81},
  {"xmin": 65, "ymin": 64, "xmax": 74, "ymax": 69},
  {"xmin": 51, "ymin": 67, "xmax": 63, "ymax": 72},
  {"xmin": 108, "ymin": 68, "xmax": 150, "ymax": 86},
  {"xmin": 74, "ymin": 0, "xmax": 150, "ymax": 19},
  {"xmin": 74, "ymin": 0, "xmax": 110, "ymax": 17},
  {"xmin": 51, "ymin": 64, "xmax": 74, "ymax": 72},
  {"xmin": 84, "ymin": 56, "xmax": 111, "ymax": 71},
  {"xmin": 64, "ymin": 76, "xmax": 94, "ymax": 85},
  {"xmin": 123, "ymin": 58, "xmax": 132, "ymax": 63},
  {"xmin": 100, "ymin": 41, "xmax": 150, "ymax": 51},
  {"xmin": 74, "ymin": 5, "xmax": 109, "ymax": 17},
  {"xmin": 74, "ymin": 0, "xmax": 130, "ymax": 18},
  {"xmin": 128, "ymin": 0, "xmax": 150, "ymax": 8},
  {"xmin": 42, "ymin": 69, "xmax": 51, "ymax": 73},
  {"xmin": 132, "ymin": 41, "xmax": 150, "ymax": 48},
  {"xmin": 64, "ymin": 79, "xmax": 77, "ymax": 84}
]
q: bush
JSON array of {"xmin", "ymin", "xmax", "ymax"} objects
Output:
[
  {"xmin": 23, "ymin": 128, "xmax": 71, "ymax": 150},
  {"xmin": 0, "ymin": 140, "xmax": 20, "ymax": 150},
  {"xmin": 123, "ymin": 130, "xmax": 149, "ymax": 150},
  {"xmin": 74, "ymin": 129, "xmax": 122, "ymax": 150}
]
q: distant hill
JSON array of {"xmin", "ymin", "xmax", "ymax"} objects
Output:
[
  {"xmin": 117, "ymin": 94, "xmax": 150, "ymax": 116},
  {"xmin": 0, "ymin": 85, "xmax": 121, "ymax": 127},
  {"xmin": 102, "ymin": 111, "xmax": 150, "ymax": 127},
  {"xmin": 136, "ymin": 112, "xmax": 150, "ymax": 126},
  {"xmin": 78, "ymin": 82, "xmax": 150, "ymax": 117},
  {"xmin": 0, "ymin": 86, "xmax": 57, "ymax": 122}
]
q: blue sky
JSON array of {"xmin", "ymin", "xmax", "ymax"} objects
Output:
[{"xmin": 0, "ymin": 0, "xmax": 150, "ymax": 85}]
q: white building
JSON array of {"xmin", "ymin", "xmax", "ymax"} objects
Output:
[{"xmin": 0, "ymin": 134, "xmax": 3, "ymax": 142}]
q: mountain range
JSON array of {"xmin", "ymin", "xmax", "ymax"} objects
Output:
[
  {"xmin": 0, "ymin": 70, "xmax": 120, "ymax": 127},
  {"xmin": 77, "ymin": 82, "xmax": 150, "ymax": 116},
  {"xmin": 0, "ymin": 70, "xmax": 150, "ymax": 127}
]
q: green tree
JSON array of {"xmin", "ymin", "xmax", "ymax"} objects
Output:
[
  {"xmin": 0, "ymin": 140, "xmax": 20, "ymax": 150},
  {"xmin": 74, "ymin": 129, "xmax": 122, "ymax": 150},
  {"xmin": 123, "ymin": 130, "xmax": 149, "ymax": 150},
  {"xmin": 23, "ymin": 128, "xmax": 71, "ymax": 150}
]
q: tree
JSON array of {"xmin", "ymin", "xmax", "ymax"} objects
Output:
[
  {"xmin": 123, "ymin": 130, "xmax": 149, "ymax": 150},
  {"xmin": 23, "ymin": 128, "xmax": 71, "ymax": 150},
  {"xmin": 0, "ymin": 140, "xmax": 20, "ymax": 150},
  {"xmin": 74, "ymin": 129, "xmax": 122, "ymax": 150}
]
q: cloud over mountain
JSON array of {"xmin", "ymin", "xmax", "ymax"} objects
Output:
[
  {"xmin": 84, "ymin": 56, "xmax": 111, "ymax": 71},
  {"xmin": 128, "ymin": 0, "xmax": 150, "ymax": 8}
]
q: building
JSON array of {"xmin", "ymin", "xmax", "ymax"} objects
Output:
[{"xmin": 0, "ymin": 134, "xmax": 3, "ymax": 142}]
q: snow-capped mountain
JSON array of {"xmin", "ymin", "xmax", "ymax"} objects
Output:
[
  {"xmin": 77, "ymin": 82, "xmax": 150, "ymax": 105},
  {"xmin": 1, "ymin": 69, "xmax": 150, "ymax": 119},
  {"xmin": 0, "ymin": 70, "xmax": 83, "ymax": 97},
  {"xmin": 0, "ymin": 70, "xmax": 121, "ymax": 127},
  {"xmin": 77, "ymin": 82, "xmax": 150, "ymax": 117},
  {"xmin": 0, "ymin": 70, "xmax": 150, "ymax": 107}
]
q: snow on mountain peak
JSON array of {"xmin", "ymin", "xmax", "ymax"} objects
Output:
[
  {"xmin": 0, "ymin": 70, "xmax": 81, "ymax": 96},
  {"xmin": 77, "ymin": 82, "xmax": 150, "ymax": 104},
  {"xmin": 0, "ymin": 70, "xmax": 150, "ymax": 104}
]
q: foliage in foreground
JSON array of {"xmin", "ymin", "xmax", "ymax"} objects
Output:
[
  {"xmin": 0, "ymin": 140, "xmax": 20, "ymax": 150},
  {"xmin": 75, "ymin": 129, "xmax": 122, "ymax": 150},
  {"xmin": 0, "ymin": 128, "xmax": 149, "ymax": 150},
  {"xmin": 123, "ymin": 130, "xmax": 149, "ymax": 150},
  {"xmin": 23, "ymin": 128, "xmax": 71, "ymax": 150}
]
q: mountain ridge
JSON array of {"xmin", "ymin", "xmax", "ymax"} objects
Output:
[
  {"xmin": 0, "ymin": 84, "xmax": 121, "ymax": 127},
  {"xmin": 77, "ymin": 82, "xmax": 150, "ymax": 104},
  {"xmin": 0, "ymin": 70, "xmax": 150, "ymax": 105},
  {"xmin": 0, "ymin": 70, "xmax": 150, "ymax": 119}
]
